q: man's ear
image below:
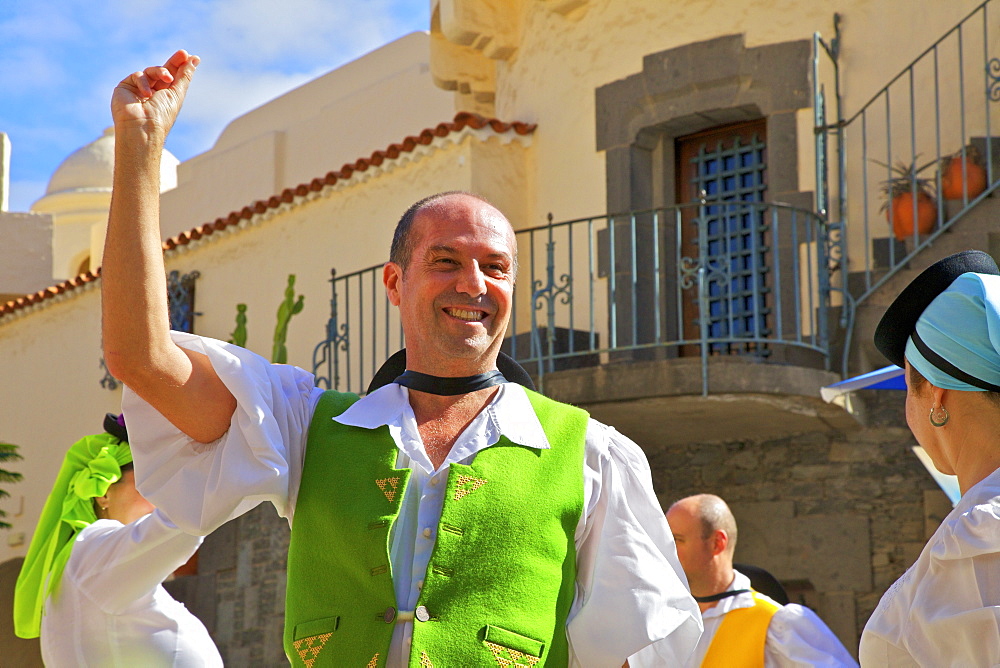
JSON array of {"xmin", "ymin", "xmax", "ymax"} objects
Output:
[
  {"xmin": 384, "ymin": 262, "xmax": 402, "ymax": 306},
  {"xmin": 711, "ymin": 529, "xmax": 729, "ymax": 557}
]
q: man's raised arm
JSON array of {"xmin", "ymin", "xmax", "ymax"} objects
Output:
[{"xmin": 102, "ymin": 50, "xmax": 235, "ymax": 443}]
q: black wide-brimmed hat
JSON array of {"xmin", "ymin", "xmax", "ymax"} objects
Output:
[
  {"xmin": 733, "ymin": 562, "xmax": 790, "ymax": 605},
  {"xmin": 366, "ymin": 349, "xmax": 536, "ymax": 395},
  {"xmin": 874, "ymin": 250, "xmax": 1000, "ymax": 368},
  {"xmin": 103, "ymin": 412, "xmax": 129, "ymax": 443}
]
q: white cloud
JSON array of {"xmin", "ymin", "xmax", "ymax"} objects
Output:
[
  {"xmin": 0, "ymin": 0, "xmax": 429, "ymax": 193},
  {"xmin": 167, "ymin": 67, "xmax": 318, "ymax": 157},
  {"xmin": 134, "ymin": 0, "xmax": 430, "ymax": 159},
  {"xmin": 199, "ymin": 0, "xmax": 414, "ymax": 67}
]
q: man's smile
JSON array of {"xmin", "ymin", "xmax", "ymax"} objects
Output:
[{"xmin": 444, "ymin": 307, "xmax": 487, "ymax": 322}]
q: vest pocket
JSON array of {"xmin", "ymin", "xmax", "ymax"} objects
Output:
[
  {"xmin": 482, "ymin": 624, "xmax": 544, "ymax": 658},
  {"xmin": 294, "ymin": 615, "xmax": 340, "ymax": 640}
]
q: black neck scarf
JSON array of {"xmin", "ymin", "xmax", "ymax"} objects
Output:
[
  {"xmin": 693, "ymin": 589, "xmax": 750, "ymax": 603},
  {"xmin": 393, "ymin": 369, "xmax": 507, "ymax": 396}
]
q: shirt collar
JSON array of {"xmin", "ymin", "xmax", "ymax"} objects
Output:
[
  {"xmin": 702, "ymin": 570, "xmax": 754, "ymax": 619},
  {"xmin": 333, "ymin": 382, "xmax": 551, "ymax": 451}
]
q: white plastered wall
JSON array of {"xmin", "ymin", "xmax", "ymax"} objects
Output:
[
  {"xmin": 433, "ymin": 0, "xmax": 987, "ymax": 254},
  {"xmin": 0, "ymin": 130, "xmax": 538, "ymax": 564}
]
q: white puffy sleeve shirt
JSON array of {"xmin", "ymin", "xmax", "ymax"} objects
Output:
[
  {"xmin": 40, "ymin": 510, "xmax": 222, "ymax": 667},
  {"xmin": 859, "ymin": 468, "xmax": 1000, "ymax": 667},
  {"xmin": 642, "ymin": 571, "xmax": 857, "ymax": 668},
  {"xmin": 123, "ymin": 332, "xmax": 702, "ymax": 667}
]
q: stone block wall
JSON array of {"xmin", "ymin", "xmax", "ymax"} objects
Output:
[
  {"xmin": 643, "ymin": 390, "xmax": 949, "ymax": 654},
  {"xmin": 166, "ymin": 503, "xmax": 290, "ymax": 666}
]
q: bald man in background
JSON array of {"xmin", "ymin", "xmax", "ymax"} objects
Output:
[{"xmin": 664, "ymin": 494, "xmax": 857, "ymax": 667}]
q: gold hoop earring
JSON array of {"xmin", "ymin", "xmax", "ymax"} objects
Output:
[{"xmin": 929, "ymin": 405, "xmax": 949, "ymax": 427}]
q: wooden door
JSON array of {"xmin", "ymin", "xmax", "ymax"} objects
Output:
[{"xmin": 675, "ymin": 120, "xmax": 770, "ymax": 356}]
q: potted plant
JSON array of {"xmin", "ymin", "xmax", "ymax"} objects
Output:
[
  {"xmin": 940, "ymin": 146, "xmax": 987, "ymax": 201},
  {"xmin": 873, "ymin": 158, "xmax": 938, "ymax": 241}
]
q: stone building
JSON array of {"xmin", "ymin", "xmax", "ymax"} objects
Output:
[{"xmin": 2, "ymin": 2, "xmax": 999, "ymax": 664}]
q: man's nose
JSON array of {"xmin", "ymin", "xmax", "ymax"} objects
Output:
[{"xmin": 456, "ymin": 263, "xmax": 487, "ymax": 296}]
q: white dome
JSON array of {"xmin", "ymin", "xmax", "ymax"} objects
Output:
[{"xmin": 44, "ymin": 127, "xmax": 178, "ymax": 196}]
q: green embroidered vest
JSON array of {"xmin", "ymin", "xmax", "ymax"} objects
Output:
[{"xmin": 284, "ymin": 388, "xmax": 588, "ymax": 668}]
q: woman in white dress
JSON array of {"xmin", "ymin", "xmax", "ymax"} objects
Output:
[
  {"xmin": 13, "ymin": 414, "xmax": 222, "ymax": 667},
  {"xmin": 861, "ymin": 250, "xmax": 1000, "ymax": 666}
]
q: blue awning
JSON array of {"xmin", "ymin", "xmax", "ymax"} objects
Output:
[{"xmin": 820, "ymin": 365, "xmax": 905, "ymax": 403}]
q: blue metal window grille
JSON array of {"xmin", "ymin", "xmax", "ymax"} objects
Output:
[
  {"xmin": 167, "ymin": 270, "xmax": 201, "ymax": 333},
  {"xmin": 689, "ymin": 134, "xmax": 769, "ymax": 353}
]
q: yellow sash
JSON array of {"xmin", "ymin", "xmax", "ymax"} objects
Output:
[{"xmin": 701, "ymin": 591, "xmax": 782, "ymax": 668}]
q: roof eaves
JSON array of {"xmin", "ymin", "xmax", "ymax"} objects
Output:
[{"xmin": 0, "ymin": 112, "xmax": 536, "ymax": 324}]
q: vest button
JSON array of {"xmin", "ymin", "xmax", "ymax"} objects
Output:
[
  {"xmin": 383, "ymin": 607, "xmax": 396, "ymax": 623},
  {"xmin": 415, "ymin": 605, "xmax": 430, "ymax": 622}
]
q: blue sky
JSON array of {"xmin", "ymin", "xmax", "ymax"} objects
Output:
[{"xmin": 0, "ymin": 0, "xmax": 429, "ymax": 213}]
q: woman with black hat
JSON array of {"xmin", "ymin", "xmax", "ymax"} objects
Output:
[
  {"xmin": 860, "ymin": 250, "xmax": 1000, "ymax": 665},
  {"xmin": 13, "ymin": 414, "xmax": 222, "ymax": 666}
]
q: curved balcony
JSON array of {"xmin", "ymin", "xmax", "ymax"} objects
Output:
[{"xmin": 313, "ymin": 201, "xmax": 855, "ymax": 443}]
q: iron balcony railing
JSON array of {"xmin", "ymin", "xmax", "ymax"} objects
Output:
[
  {"xmin": 312, "ymin": 201, "xmax": 835, "ymax": 396},
  {"xmin": 814, "ymin": 0, "xmax": 1000, "ymax": 373}
]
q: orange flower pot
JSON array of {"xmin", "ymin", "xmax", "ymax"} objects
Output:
[
  {"xmin": 940, "ymin": 155, "xmax": 987, "ymax": 200},
  {"xmin": 889, "ymin": 191, "xmax": 936, "ymax": 241}
]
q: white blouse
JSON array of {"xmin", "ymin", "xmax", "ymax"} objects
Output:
[
  {"xmin": 123, "ymin": 332, "xmax": 702, "ymax": 667},
  {"xmin": 859, "ymin": 467, "xmax": 1000, "ymax": 667},
  {"xmin": 41, "ymin": 510, "xmax": 222, "ymax": 667}
]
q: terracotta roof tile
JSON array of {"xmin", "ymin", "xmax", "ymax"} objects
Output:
[
  {"xmin": 0, "ymin": 112, "xmax": 535, "ymax": 322},
  {"xmin": 0, "ymin": 270, "xmax": 101, "ymax": 318}
]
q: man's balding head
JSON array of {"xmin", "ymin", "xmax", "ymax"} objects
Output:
[
  {"xmin": 679, "ymin": 493, "xmax": 738, "ymax": 555},
  {"xmin": 390, "ymin": 191, "xmax": 515, "ymax": 275},
  {"xmin": 666, "ymin": 494, "xmax": 739, "ymax": 598},
  {"xmin": 382, "ymin": 191, "xmax": 518, "ymax": 376}
]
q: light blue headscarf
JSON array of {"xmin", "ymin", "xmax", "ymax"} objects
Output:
[{"xmin": 904, "ymin": 272, "xmax": 1000, "ymax": 391}]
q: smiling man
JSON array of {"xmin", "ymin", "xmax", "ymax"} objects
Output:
[{"xmin": 101, "ymin": 51, "xmax": 701, "ymax": 667}]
